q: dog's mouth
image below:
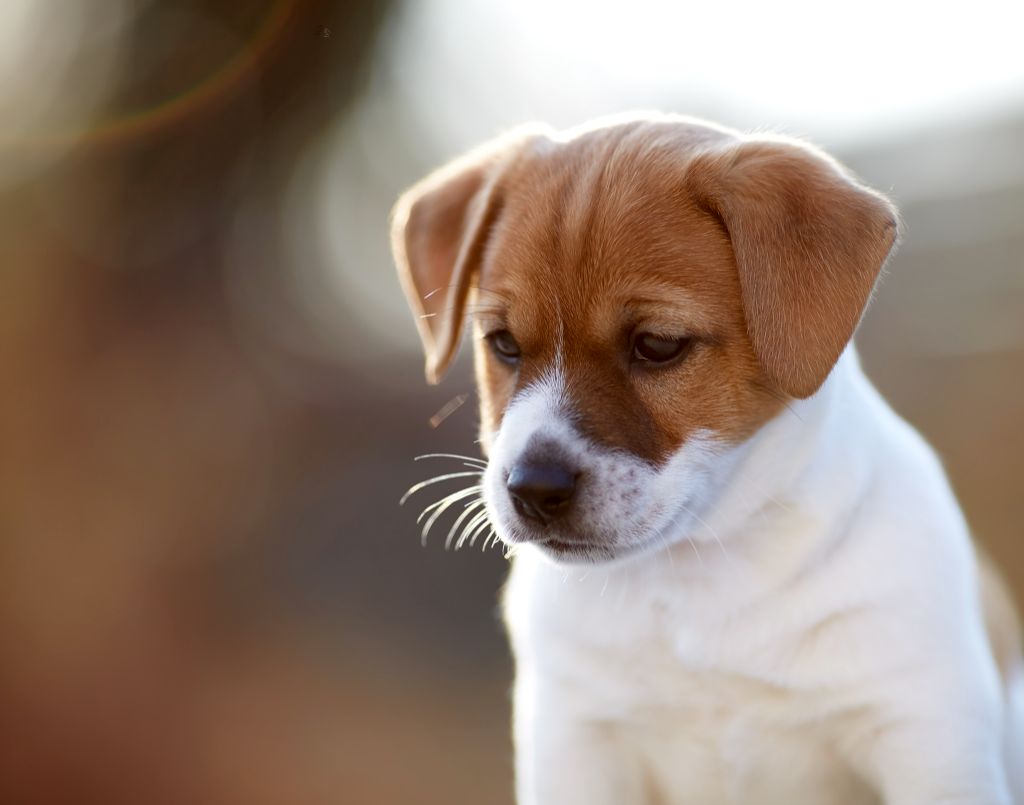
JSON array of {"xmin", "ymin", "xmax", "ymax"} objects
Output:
[
  {"xmin": 511, "ymin": 495, "xmax": 700, "ymax": 566},
  {"xmin": 528, "ymin": 534, "xmax": 632, "ymax": 564},
  {"xmin": 539, "ymin": 536, "xmax": 591, "ymax": 554},
  {"xmin": 495, "ymin": 497, "xmax": 666, "ymax": 565}
]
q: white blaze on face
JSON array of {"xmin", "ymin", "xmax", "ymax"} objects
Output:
[{"xmin": 482, "ymin": 366, "xmax": 737, "ymax": 564}]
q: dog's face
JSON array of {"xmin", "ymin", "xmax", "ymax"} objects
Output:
[{"xmin": 393, "ymin": 116, "xmax": 898, "ymax": 564}]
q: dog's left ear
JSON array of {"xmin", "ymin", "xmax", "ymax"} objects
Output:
[
  {"xmin": 688, "ymin": 138, "xmax": 900, "ymax": 398},
  {"xmin": 391, "ymin": 130, "xmax": 542, "ymax": 384}
]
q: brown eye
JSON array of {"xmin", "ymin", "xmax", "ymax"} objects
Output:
[
  {"xmin": 632, "ymin": 333, "xmax": 692, "ymax": 365},
  {"xmin": 486, "ymin": 329, "xmax": 521, "ymax": 364}
]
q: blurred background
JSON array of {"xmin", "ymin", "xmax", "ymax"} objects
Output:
[{"xmin": 1, "ymin": 1, "xmax": 1021, "ymax": 802}]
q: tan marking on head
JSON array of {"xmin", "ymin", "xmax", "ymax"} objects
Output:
[{"xmin": 392, "ymin": 115, "xmax": 899, "ymax": 463}]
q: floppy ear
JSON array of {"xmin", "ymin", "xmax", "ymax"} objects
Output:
[
  {"xmin": 688, "ymin": 138, "xmax": 899, "ymax": 398},
  {"xmin": 391, "ymin": 131, "xmax": 539, "ymax": 384}
]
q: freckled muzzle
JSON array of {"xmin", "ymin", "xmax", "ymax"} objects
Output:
[
  {"xmin": 482, "ymin": 373, "xmax": 724, "ymax": 564},
  {"xmin": 493, "ymin": 429, "xmax": 649, "ymax": 560}
]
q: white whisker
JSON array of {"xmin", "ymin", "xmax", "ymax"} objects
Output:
[
  {"xmin": 485, "ymin": 527, "xmax": 505, "ymax": 552},
  {"xmin": 445, "ymin": 499, "xmax": 486, "ymax": 550},
  {"xmin": 418, "ymin": 485, "xmax": 483, "ymax": 545},
  {"xmin": 414, "ymin": 453, "xmax": 488, "ymax": 468},
  {"xmin": 467, "ymin": 513, "xmax": 494, "ymax": 547},
  {"xmin": 686, "ymin": 534, "xmax": 705, "ymax": 566},
  {"xmin": 400, "ymin": 470, "xmax": 483, "ymax": 505},
  {"xmin": 456, "ymin": 509, "xmax": 491, "ymax": 551},
  {"xmin": 416, "ymin": 484, "xmax": 482, "ymax": 525}
]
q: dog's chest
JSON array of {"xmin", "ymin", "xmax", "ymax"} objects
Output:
[
  {"xmin": 506, "ymin": 556, "xmax": 878, "ymax": 804},
  {"xmin": 593, "ymin": 615, "xmax": 868, "ymax": 801},
  {"xmin": 623, "ymin": 672, "xmax": 874, "ymax": 805}
]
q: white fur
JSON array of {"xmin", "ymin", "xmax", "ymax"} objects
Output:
[{"xmin": 490, "ymin": 349, "xmax": 1022, "ymax": 804}]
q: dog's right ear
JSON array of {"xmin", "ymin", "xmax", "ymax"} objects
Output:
[{"xmin": 391, "ymin": 130, "xmax": 541, "ymax": 384}]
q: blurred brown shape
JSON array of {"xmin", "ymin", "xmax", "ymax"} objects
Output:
[{"xmin": 0, "ymin": 2, "xmax": 519, "ymax": 803}]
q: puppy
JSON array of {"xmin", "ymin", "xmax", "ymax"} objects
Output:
[{"xmin": 391, "ymin": 114, "xmax": 1023, "ymax": 804}]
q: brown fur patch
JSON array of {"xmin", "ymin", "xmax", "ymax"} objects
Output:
[
  {"xmin": 472, "ymin": 122, "xmax": 785, "ymax": 463},
  {"xmin": 393, "ymin": 116, "xmax": 898, "ymax": 463}
]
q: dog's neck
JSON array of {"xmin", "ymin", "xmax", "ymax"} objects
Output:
[
  {"xmin": 644, "ymin": 346, "xmax": 885, "ymax": 590},
  {"xmin": 710, "ymin": 349, "xmax": 878, "ymax": 527}
]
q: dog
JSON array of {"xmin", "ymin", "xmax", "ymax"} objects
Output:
[{"xmin": 391, "ymin": 114, "xmax": 1023, "ymax": 804}]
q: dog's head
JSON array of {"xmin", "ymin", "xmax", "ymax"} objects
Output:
[{"xmin": 392, "ymin": 115, "xmax": 898, "ymax": 564}]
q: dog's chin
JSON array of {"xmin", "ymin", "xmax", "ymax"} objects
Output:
[
  {"xmin": 497, "ymin": 522, "xmax": 668, "ymax": 566},
  {"xmin": 532, "ymin": 537, "xmax": 622, "ymax": 565}
]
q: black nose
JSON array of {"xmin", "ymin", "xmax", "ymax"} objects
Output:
[{"xmin": 507, "ymin": 460, "xmax": 578, "ymax": 525}]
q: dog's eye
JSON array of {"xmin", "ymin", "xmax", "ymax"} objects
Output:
[
  {"xmin": 486, "ymin": 329, "xmax": 521, "ymax": 364},
  {"xmin": 632, "ymin": 333, "xmax": 692, "ymax": 365}
]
